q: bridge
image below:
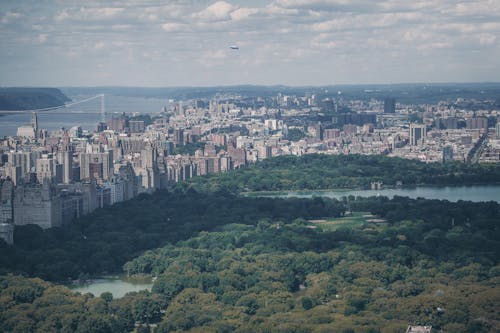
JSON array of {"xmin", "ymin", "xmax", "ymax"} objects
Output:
[{"xmin": 0, "ymin": 94, "xmax": 107, "ymax": 123}]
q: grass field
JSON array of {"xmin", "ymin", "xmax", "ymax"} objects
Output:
[{"xmin": 308, "ymin": 212, "xmax": 386, "ymax": 231}]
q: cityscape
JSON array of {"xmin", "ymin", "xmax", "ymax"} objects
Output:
[
  {"xmin": 1, "ymin": 85, "xmax": 500, "ymax": 240},
  {"xmin": 1, "ymin": 0, "xmax": 500, "ymax": 332}
]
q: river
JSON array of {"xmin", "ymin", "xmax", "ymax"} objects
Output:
[
  {"xmin": 246, "ymin": 185, "xmax": 500, "ymax": 202},
  {"xmin": 0, "ymin": 94, "xmax": 167, "ymax": 137}
]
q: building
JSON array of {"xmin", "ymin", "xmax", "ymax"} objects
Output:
[
  {"xmin": 442, "ymin": 145, "xmax": 453, "ymax": 162},
  {"xmin": 496, "ymin": 123, "xmax": 500, "ymax": 139},
  {"xmin": 406, "ymin": 326, "xmax": 432, "ymax": 333},
  {"xmin": 129, "ymin": 120, "xmax": 145, "ymax": 133},
  {"xmin": 16, "ymin": 126, "xmax": 36, "ymax": 138},
  {"xmin": 466, "ymin": 117, "xmax": 488, "ymax": 130},
  {"xmin": 36, "ymin": 153, "xmax": 59, "ymax": 184},
  {"xmin": 79, "ymin": 149, "xmax": 114, "ymax": 182},
  {"xmin": 384, "ymin": 98, "xmax": 396, "ymax": 113},
  {"xmin": 410, "ymin": 124, "xmax": 426, "ymax": 146},
  {"xmin": 58, "ymin": 150, "xmax": 73, "ymax": 184},
  {"xmin": 0, "ymin": 223, "xmax": 14, "ymax": 245},
  {"xmin": 14, "ymin": 182, "xmax": 62, "ymax": 229}
]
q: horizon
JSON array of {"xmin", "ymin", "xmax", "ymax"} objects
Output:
[{"xmin": 3, "ymin": 81, "xmax": 500, "ymax": 90}]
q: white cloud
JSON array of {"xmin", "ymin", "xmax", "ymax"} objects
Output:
[
  {"xmin": 1, "ymin": 11, "xmax": 22, "ymax": 25},
  {"xmin": 479, "ymin": 33, "xmax": 497, "ymax": 46},
  {"xmin": 1, "ymin": 0, "xmax": 499, "ymax": 85},
  {"xmin": 55, "ymin": 7, "xmax": 125, "ymax": 22},
  {"xmin": 230, "ymin": 8, "xmax": 260, "ymax": 21},
  {"xmin": 161, "ymin": 22, "xmax": 188, "ymax": 32},
  {"xmin": 192, "ymin": 1, "xmax": 236, "ymax": 22},
  {"xmin": 38, "ymin": 34, "xmax": 48, "ymax": 43},
  {"xmin": 94, "ymin": 42, "xmax": 105, "ymax": 50},
  {"xmin": 198, "ymin": 49, "xmax": 229, "ymax": 67}
]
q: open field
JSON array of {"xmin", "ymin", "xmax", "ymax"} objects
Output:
[{"xmin": 308, "ymin": 212, "xmax": 386, "ymax": 231}]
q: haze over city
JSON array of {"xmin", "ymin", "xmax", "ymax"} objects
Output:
[{"xmin": 1, "ymin": 0, "xmax": 500, "ymax": 87}]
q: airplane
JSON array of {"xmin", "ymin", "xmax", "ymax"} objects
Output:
[{"xmin": 229, "ymin": 45, "xmax": 239, "ymax": 50}]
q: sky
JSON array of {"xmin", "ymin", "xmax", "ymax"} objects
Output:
[{"xmin": 1, "ymin": 0, "xmax": 500, "ymax": 87}]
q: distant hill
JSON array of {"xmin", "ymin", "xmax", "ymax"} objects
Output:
[
  {"xmin": 60, "ymin": 82, "xmax": 500, "ymax": 104},
  {"xmin": 0, "ymin": 88, "xmax": 70, "ymax": 111}
]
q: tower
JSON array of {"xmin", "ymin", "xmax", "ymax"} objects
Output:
[
  {"xmin": 31, "ymin": 112, "xmax": 38, "ymax": 131},
  {"xmin": 409, "ymin": 124, "xmax": 426, "ymax": 146},
  {"xmin": 384, "ymin": 98, "xmax": 396, "ymax": 113},
  {"xmin": 31, "ymin": 112, "xmax": 39, "ymax": 139},
  {"xmin": 101, "ymin": 94, "xmax": 106, "ymax": 124}
]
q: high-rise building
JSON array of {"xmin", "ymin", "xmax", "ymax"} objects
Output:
[
  {"xmin": 79, "ymin": 149, "xmax": 113, "ymax": 182},
  {"xmin": 495, "ymin": 123, "xmax": 500, "ymax": 139},
  {"xmin": 14, "ymin": 182, "xmax": 62, "ymax": 229},
  {"xmin": 409, "ymin": 124, "xmax": 426, "ymax": 146},
  {"xmin": 36, "ymin": 153, "xmax": 59, "ymax": 184},
  {"xmin": 384, "ymin": 98, "xmax": 396, "ymax": 113},
  {"xmin": 62, "ymin": 150, "xmax": 73, "ymax": 184},
  {"xmin": 466, "ymin": 117, "xmax": 488, "ymax": 130},
  {"xmin": 174, "ymin": 129, "xmax": 184, "ymax": 145},
  {"xmin": 31, "ymin": 112, "xmax": 38, "ymax": 132}
]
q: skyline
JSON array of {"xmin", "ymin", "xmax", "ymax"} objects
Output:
[{"xmin": 1, "ymin": 0, "xmax": 500, "ymax": 87}]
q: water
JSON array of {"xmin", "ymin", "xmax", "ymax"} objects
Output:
[
  {"xmin": 249, "ymin": 185, "xmax": 500, "ymax": 202},
  {"xmin": 0, "ymin": 95, "xmax": 167, "ymax": 137},
  {"xmin": 70, "ymin": 276, "xmax": 153, "ymax": 298}
]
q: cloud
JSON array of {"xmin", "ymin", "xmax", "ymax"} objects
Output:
[
  {"xmin": 54, "ymin": 7, "xmax": 125, "ymax": 22},
  {"xmin": 38, "ymin": 34, "xmax": 48, "ymax": 43},
  {"xmin": 94, "ymin": 41, "xmax": 105, "ymax": 50},
  {"xmin": 1, "ymin": 0, "xmax": 499, "ymax": 86},
  {"xmin": 230, "ymin": 8, "xmax": 260, "ymax": 21},
  {"xmin": 161, "ymin": 22, "xmax": 188, "ymax": 32},
  {"xmin": 479, "ymin": 33, "xmax": 497, "ymax": 46},
  {"xmin": 192, "ymin": 1, "xmax": 236, "ymax": 22},
  {"xmin": 198, "ymin": 49, "xmax": 229, "ymax": 67},
  {"xmin": 1, "ymin": 11, "xmax": 22, "ymax": 25}
]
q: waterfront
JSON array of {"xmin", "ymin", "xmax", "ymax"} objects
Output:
[
  {"xmin": 0, "ymin": 94, "xmax": 167, "ymax": 137},
  {"xmin": 246, "ymin": 185, "xmax": 500, "ymax": 202}
]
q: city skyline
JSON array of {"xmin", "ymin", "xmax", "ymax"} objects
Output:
[{"xmin": 1, "ymin": 0, "xmax": 500, "ymax": 87}]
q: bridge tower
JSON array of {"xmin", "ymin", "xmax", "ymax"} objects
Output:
[{"xmin": 100, "ymin": 94, "xmax": 106, "ymax": 123}]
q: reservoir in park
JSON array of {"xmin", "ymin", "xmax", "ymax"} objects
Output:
[{"xmin": 245, "ymin": 185, "xmax": 500, "ymax": 203}]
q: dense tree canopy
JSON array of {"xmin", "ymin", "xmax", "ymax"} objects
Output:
[
  {"xmin": 184, "ymin": 154, "xmax": 500, "ymax": 193},
  {"xmin": 1, "ymin": 155, "xmax": 499, "ymax": 332}
]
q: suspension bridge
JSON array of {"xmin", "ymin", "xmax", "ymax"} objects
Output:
[{"xmin": 0, "ymin": 94, "xmax": 107, "ymax": 123}]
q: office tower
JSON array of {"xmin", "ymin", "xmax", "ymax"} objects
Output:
[
  {"xmin": 409, "ymin": 124, "xmax": 426, "ymax": 146},
  {"xmin": 496, "ymin": 123, "xmax": 500, "ymax": 139},
  {"xmin": 384, "ymin": 98, "xmax": 396, "ymax": 113}
]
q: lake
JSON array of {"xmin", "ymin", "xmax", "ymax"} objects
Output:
[
  {"xmin": 247, "ymin": 185, "xmax": 500, "ymax": 202},
  {"xmin": 70, "ymin": 276, "xmax": 153, "ymax": 298}
]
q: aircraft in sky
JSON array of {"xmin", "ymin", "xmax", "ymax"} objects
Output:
[{"xmin": 229, "ymin": 45, "xmax": 239, "ymax": 50}]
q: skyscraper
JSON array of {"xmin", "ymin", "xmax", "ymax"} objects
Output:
[
  {"xmin": 384, "ymin": 98, "xmax": 396, "ymax": 113},
  {"xmin": 409, "ymin": 124, "xmax": 426, "ymax": 146}
]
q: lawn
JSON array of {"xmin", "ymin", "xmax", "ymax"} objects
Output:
[{"xmin": 308, "ymin": 212, "xmax": 386, "ymax": 231}]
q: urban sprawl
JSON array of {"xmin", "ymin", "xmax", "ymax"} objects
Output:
[{"xmin": 1, "ymin": 92, "xmax": 500, "ymax": 244}]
